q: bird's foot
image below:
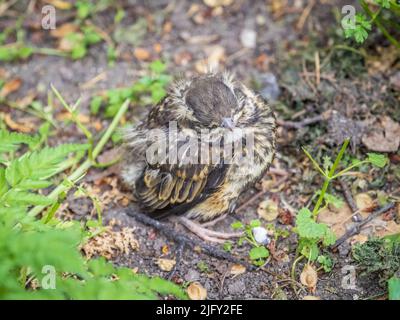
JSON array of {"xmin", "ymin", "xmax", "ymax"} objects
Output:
[{"xmin": 178, "ymin": 216, "xmax": 243, "ymax": 243}]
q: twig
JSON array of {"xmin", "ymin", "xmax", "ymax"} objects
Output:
[
  {"xmin": 331, "ymin": 202, "xmax": 395, "ymax": 249},
  {"xmin": 339, "ymin": 179, "xmax": 362, "ymax": 222},
  {"xmin": 296, "ymin": 0, "xmax": 315, "ymax": 30},
  {"xmin": 167, "ymin": 242, "xmax": 185, "ymax": 280},
  {"xmin": 277, "ymin": 110, "xmax": 332, "ymax": 129},
  {"xmin": 125, "ymin": 207, "xmax": 256, "ymax": 271}
]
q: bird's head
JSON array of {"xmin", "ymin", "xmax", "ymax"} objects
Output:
[{"xmin": 169, "ymin": 72, "xmax": 272, "ymax": 131}]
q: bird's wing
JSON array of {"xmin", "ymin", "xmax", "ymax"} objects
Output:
[{"xmin": 135, "ymin": 159, "xmax": 228, "ymax": 219}]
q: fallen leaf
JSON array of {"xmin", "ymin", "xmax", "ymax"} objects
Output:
[
  {"xmin": 3, "ymin": 114, "xmax": 35, "ymax": 133},
  {"xmin": 203, "ymin": 0, "xmax": 233, "ymax": 7},
  {"xmin": 362, "ymin": 116, "xmax": 400, "ymax": 153},
  {"xmin": 355, "ymin": 193, "xmax": 375, "ymax": 216},
  {"xmin": 153, "ymin": 43, "xmax": 162, "ymax": 53},
  {"xmin": 56, "ymin": 111, "xmax": 90, "ymax": 123},
  {"xmin": 0, "ymin": 78, "xmax": 22, "ymax": 98},
  {"xmin": 300, "ymin": 264, "xmax": 318, "ymax": 292},
  {"xmin": 230, "ymin": 264, "xmax": 246, "ymax": 277},
  {"xmin": 50, "ymin": 23, "xmax": 78, "ymax": 38},
  {"xmin": 257, "ymin": 199, "xmax": 279, "ymax": 221},
  {"xmin": 303, "ymin": 295, "xmax": 321, "ymax": 300},
  {"xmin": 278, "ymin": 208, "xmax": 294, "ymax": 225},
  {"xmin": 156, "ymin": 258, "xmax": 176, "ymax": 272},
  {"xmin": 134, "ymin": 48, "xmax": 151, "ymax": 61},
  {"xmin": 318, "ymin": 204, "xmax": 353, "ymax": 238},
  {"xmin": 44, "ymin": 0, "xmax": 72, "ymax": 10},
  {"xmin": 187, "ymin": 282, "xmax": 207, "ymax": 300}
]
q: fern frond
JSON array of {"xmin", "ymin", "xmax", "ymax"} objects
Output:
[
  {"xmin": 5, "ymin": 143, "xmax": 89, "ymax": 187},
  {"xmin": 0, "ymin": 130, "xmax": 39, "ymax": 154}
]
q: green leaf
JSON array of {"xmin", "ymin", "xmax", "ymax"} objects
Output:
[
  {"xmin": 299, "ymin": 240, "xmax": 319, "ymax": 261},
  {"xmin": 374, "ymin": 0, "xmax": 391, "ymax": 9},
  {"xmin": 3, "ymin": 190, "xmax": 54, "ymax": 206},
  {"xmin": 296, "ymin": 208, "xmax": 336, "ymax": 246},
  {"xmin": 321, "ymin": 192, "xmax": 344, "ymax": 209},
  {"xmin": 231, "ymin": 221, "xmax": 244, "ymax": 230},
  {"xmin": 388, "ymin": 277, "xmax": 400, "ymax": 300},
  {"xmin": 0, "ymin": 168, "xmax": 8, "ymax": 197},
  {"xmin": 90, "ymin": 96, "xmax": 103, "ymax": 115},
  {"xmin": 0, "ymin": 130, "xmax": 38, "ymax": 153},
  {"xmin": 249, "ymin": 246, "xmax": 269, "ymax": 260},
  {"xmin": 249, "ymin": 219, "xmax": 261, "ymax": 228},
  {"xmin": 149, "ymin": 60, "xmax": 166, "ymax": 74},
  {"xmin": 317, "ymin": 255, "xmax": 333, "ymax": 272},
  {"xmin": 367, "ymin": 153, "xmax": 388, "ymax": 168},
  {"xmin": 296, "ymin": 208, "xmax": 325, "ymax": 239}
]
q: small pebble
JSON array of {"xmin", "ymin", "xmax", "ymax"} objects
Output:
[
  {"xmin": 240, "ymin": 29, "xmax": 257, "ymax": 49},
  {"xmin": 252, "ymin": 226, "xmax": 270, "ymax": 245}
]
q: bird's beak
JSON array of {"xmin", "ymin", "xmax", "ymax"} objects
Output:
[{"xmin": 221, "ymin": 117, "xmax": 235, "ymax": 129}]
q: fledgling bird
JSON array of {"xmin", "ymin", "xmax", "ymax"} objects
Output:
[{"xmin": 122, "ymin": 72, "xmax": 276, "ymax": 242}]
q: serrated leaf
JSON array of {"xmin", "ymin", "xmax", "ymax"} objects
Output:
[
  {"xmin": 0, "ymin": 130, "xmax": 38, "ymax": 153},
  {"xmin": 296, "ymin": 208, "xmax": 336, "ymax": 246},
  {"xmin": 5, "ymin": 143, "xmax": 89, "ymax": 186},
  {"xmin": 0, "ymin": 167, "xmax": 8, "ymax": 197},
  {"xmin": 17, "ymin": 179, "xmax": 53, "ymax": 190},
  {"xmin": 3, "ymin": 190, "xmax": 54, "ymax": 206}
]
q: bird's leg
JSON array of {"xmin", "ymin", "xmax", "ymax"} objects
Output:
[
  {"xmin": 201, "ymin": 213, "xmax": 228, "ymax": 227},
  {"xmin": 178, "ymin": 216, "xmax": 243, "ymax": 243}
]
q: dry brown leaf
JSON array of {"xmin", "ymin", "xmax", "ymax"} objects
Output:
[
  {"xmin": 257, "ymin": 199, "xmax": 279, "ymax": 221},
  {"xmin": 50, "ymin": 23, "xmax": 78, "ymax": 38},
  {"xmin": 362, "ymin": 116, "xmax": 400, "ymax": 153},
  {"xmin": 230, "ymin": 264, "xmax": 246, "ymax": 277},
  {"xmin": 303, "ymin": 295, "xmax": 321, "ymax": 300},
  {"xmin": 15, "ymin": 92, "xmax": 36, "ymax": 109},
  {"xmin": 3, "ymin": 114, "xmax": 35, "ymax": 133},
  {"xmin": 0, "ymin": 78, "xmax": 22, "ymax": 98},
  {"xmin": 203, "ymin": 0, "xmax": 233, "ymax": 7},
  {"xmin": 44, "ymin": 0, "xmax": 72, "ymax": 10},
  {"xmin": 317, "ymin": 204, "xmax": 353, "ymax": 238},
  {"xmin": 355, "ymin": 193, "xmax": 375, "ymax": 217},
  {"xmin": 153, "ymin": 43, "xmax": 162, "ymax": 53},
  {"xmin": 300, "ymin": 264, "xmax": 318, "ymax": 291},
  {"xmin": 187, "ymin": 282, "xmax": 207, "ymax": 300},
  {"xmin": 156, "ymin": 258, "xmax": 176, "ymax": 272},
  {"xmin": 134, "ymin": 48, "xmax": 151, "ymax": 61},
  {"xmin": 56, "ymin": 111, "xmax": 90, "ymax": 123}
]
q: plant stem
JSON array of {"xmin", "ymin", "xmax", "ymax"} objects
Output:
[
  {"xmin": 291, "ymin": 255, "xmax": 304, "ymax": 283},
  {"xmin": 312, "ymin": 139, "xmax": 350, "ymax": 217},
  {"xmin": 32, "ymin": 47, "xmax": 68, "ymax": 57},
  {"xmin": 28, "ymin": 99, "xmax": 130, "ymax": 217},
  {"xmin": 360, "ymin": 0, "xmax": 400, "ymax": 49}
]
